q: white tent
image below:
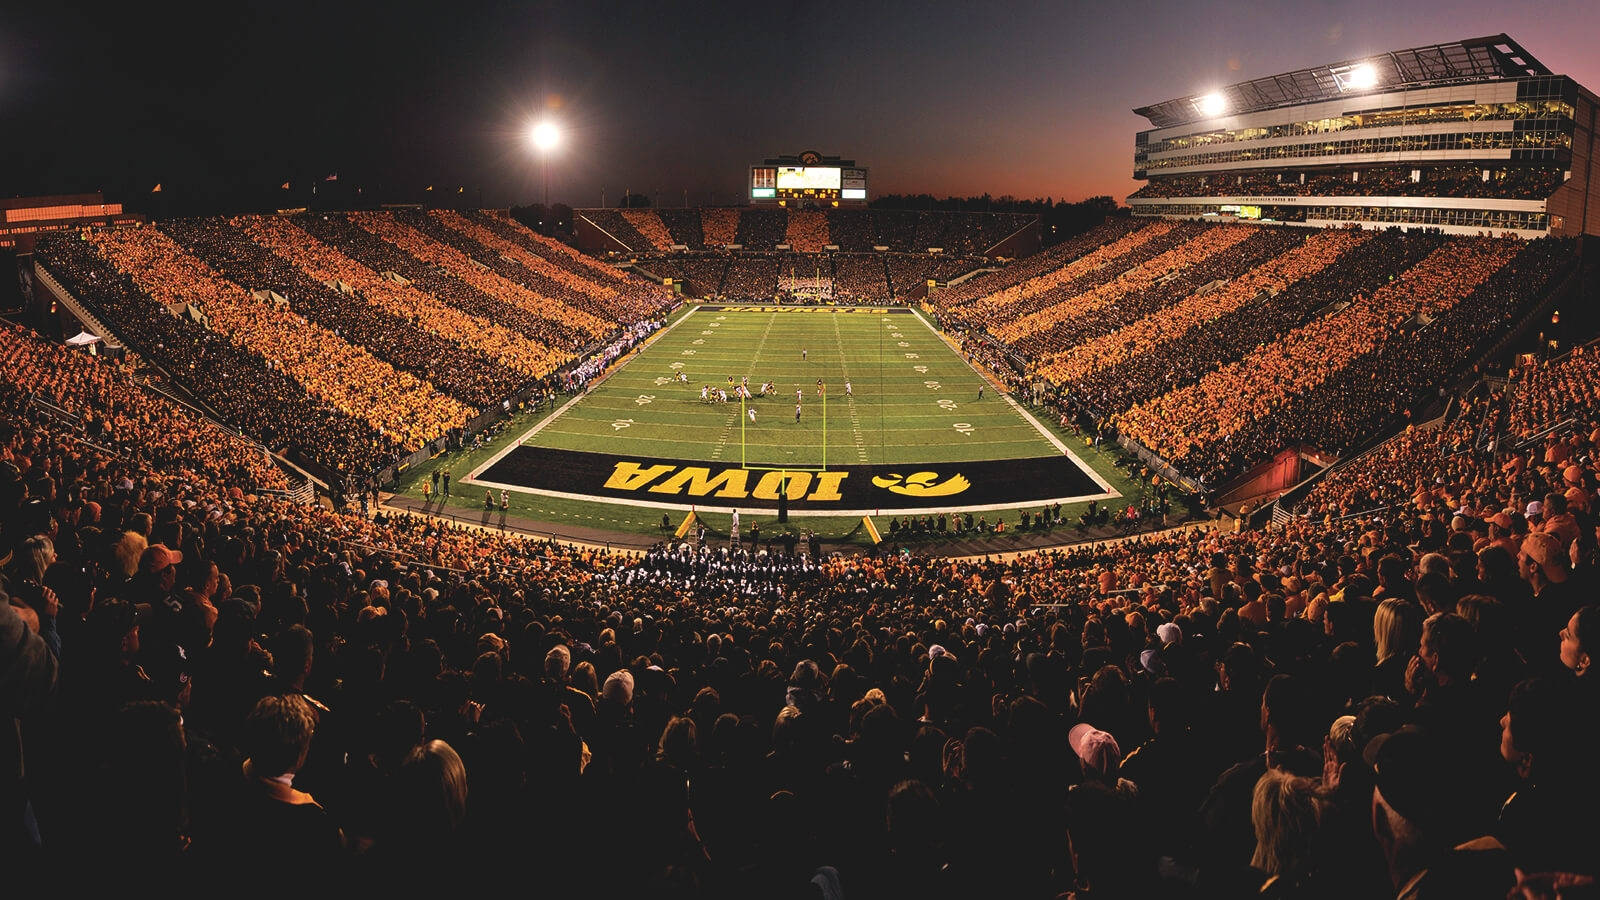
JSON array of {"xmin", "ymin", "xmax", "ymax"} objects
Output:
[{"xmin": 64, "ymin": 330, "xmax": 102, "ymax": 347}]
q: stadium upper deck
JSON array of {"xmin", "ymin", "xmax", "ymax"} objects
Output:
[{"xmin": 1129, "ymin": 35, "xmax": 1600, "ymax": 238}]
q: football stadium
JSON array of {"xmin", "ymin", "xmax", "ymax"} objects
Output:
[{"xmin": 3, "ymin": 14, "xmax": 1600, "ymax": 897}]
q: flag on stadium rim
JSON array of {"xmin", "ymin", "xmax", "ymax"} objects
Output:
[
  {"xmin": 426, "ymin": 185, "xmax": 434, "ymax": 192},
  {"xmin": 151, "ymin": 184, "xmax": 162, "ymax": 193},
  {"xmin": 324, "ymin": 173, "xmax": 338, "ymax": 181},
  {"xmin": 280, "ymin": 181, "xmax": 290, "ymax": 190}
]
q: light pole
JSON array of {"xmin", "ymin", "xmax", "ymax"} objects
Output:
[{"xmin": 528, "ymin": 120, "xmax": 560, "ymax": 232}]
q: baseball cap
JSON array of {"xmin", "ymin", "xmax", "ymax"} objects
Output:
[
  {"xmin": 86, "ymin": 600, "xmax": 149, "ymax": 641},
  {"xmin": 1068, "ymin": 723, "xmax": 1121, "ymax": 779},
  {"xmin": 1156, "ymin": 622, "xmax": 1182, "ymax": 647},
  {"xmin": 1521, "ymin": 531, "xmax": 1566, "ymax": 568},
  {"xmin": 1363, "ymin": 726, "xmax": 1465, "ymax": 831},
  {"xmin": 1139, "ymin": 648, "xmax": 1161, "ymax": 675},
  {"xmin": 1525, "ymin": 500, "xmax": 1544, "ymax": 518},
  {"xmin": 139, "ymin": 543, "xmax": 184, "ymax": 573}
]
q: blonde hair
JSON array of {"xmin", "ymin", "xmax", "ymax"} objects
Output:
[
  {"xmin": 1250, "ymin": 769, "xmax": 1325, "ymax": 877},
  {"xmin": 1373, "ymin": 598, "xmax": 1422, "ymax": 665},
  {"xmin": 15, "ymin": 535, "xmax": 56, "ymax": 582}
]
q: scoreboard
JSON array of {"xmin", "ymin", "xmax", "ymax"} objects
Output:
[{"xmin": 751, "ymin": 165, "xmax": 867, "ymax": 201}]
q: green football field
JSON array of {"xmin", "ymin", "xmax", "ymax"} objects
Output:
[
  {"xmin": 393, "ymin": 305, "xmax": 1166, "ymax": 547},
  {"xmin": 528, "ymin": 305, "xmax": 1062, "ymax": 467}
]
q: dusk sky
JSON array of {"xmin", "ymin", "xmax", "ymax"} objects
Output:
[{"xmin": 3, "ymin": 0, "xmax": 1598, "ymax": 211}]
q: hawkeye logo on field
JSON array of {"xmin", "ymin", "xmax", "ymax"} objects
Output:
[
  {"xmin": 603, "ymin": 462, "xmax": 848, "ymax": 501},
  {"xmin": 871, "ymin": 472, "xmax": 971, "ymax": 498}
]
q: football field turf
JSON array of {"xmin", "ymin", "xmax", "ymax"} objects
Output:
[
  {"xmin": 535, "ymin": 306, "xmax": 1057, "ymax": 466},
  {"xmin": 469, "ymin": 306, "xmax": 1116, "ymax": 517}
]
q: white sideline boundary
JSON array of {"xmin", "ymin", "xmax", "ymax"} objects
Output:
[{"xmin": 465, "ymin": 305, "xmax": 1122, "ymax": 515}]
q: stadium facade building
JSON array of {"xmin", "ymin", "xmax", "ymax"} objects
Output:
[{"xmin": 1128, "ymin": 35, "xmax": 1600, "ymax": 238}]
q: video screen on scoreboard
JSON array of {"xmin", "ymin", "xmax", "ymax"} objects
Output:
[
  {"xmin": 777, "ymin": 166, "xmax": 841, "ymax": 191},
  {"xmin": 752, "ymin": 164, "xmax": 866, "ymax": 200},
  {"xmin": 750, "ymin": 166, "xmax": 776, "ymax": 198}
]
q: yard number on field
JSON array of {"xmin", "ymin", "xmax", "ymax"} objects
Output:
[{"xmin": 613, "ymin": 419, "xmax": 634, "ymax": 431}]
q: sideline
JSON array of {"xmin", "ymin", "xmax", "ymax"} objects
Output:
[{"xmin": 375, "ymin": 497, "xmax": 650, "ymax": 558}]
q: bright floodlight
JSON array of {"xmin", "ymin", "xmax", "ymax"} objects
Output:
[
  {"xmin": 1197, "ymin": 92, "xmax": 1228, "ymax": 117},
  {"xmin": 1348, "ymin": 64, "xmax": 1379, "ymax": 90},
  {"xmin": 529, "ymin": 121, "xmax": 560, "ymax": 153}
]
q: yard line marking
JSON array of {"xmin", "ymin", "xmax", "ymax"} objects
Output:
[
  {"xmin": 466, "ymin": 308, "xmax": 703, "ymax": 483},
  {"xmin": 831, "ymin": 313, "xmax": 870, "ymax": 463}
]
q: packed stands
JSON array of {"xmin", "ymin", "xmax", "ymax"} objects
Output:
[
  {"xmin": 1067, "ymin": 228, "xmax": 1440, "ymax": 420},
  {"xmin": 4, "ymin": 291, "xmax": 1597, "ymax": 895},
  {"xmin": 466, "ymin": 210, "xmax": 675, "ymax": 321},
  {"xmin": 0, "ymin": 320, "xmax": 289, "ymax": 491},
  {"xmin": 929, "ymin": 217, "xmax": 1148, "ymax": 316},
  {"xmin": 1038, "ymin": 228, "xmax": 1367, "ymax": 386},
  {"xmin": 238, "ymin": 216, "xmax": 555, "ymax": 382},
  {"xmin": 784, "ymin": 209, "xmax": 829, "ymax": 253},
  {"xmin": 733, "ymin": 208, "xmax": 786, "ymax": 250},
  {"xmin": 1111, "ymin": 236, "xmax": 1559, "ymax": 479},
  {"xmin": 576, "ymin": 207, "xmax": 655, "ymax": 252},
  {"xmin": 831, "ymin": 255, "xmax": 891, "ymax": 303},
  {"xmin": 721, "ymin": 255, "xmax": 778, "ymax": 299},
  {"xmin": 1005, "ymin": 226, "xmax": 1296, "ymax": 359},
  {"xmin": 655, "ymin": 208, "xmax": 704, "ymax": 249},
  {"xmin": 1510, "ymin": 344, "xmax": 1600, "ymax": 439},
  {"xmin": 350, "ymin": 211, "xmax": 609, "ymax": 347},
  {"xmin": 701, "ymin": 208, "xmax": 740, "ymax": 247},
  {"xmin": 620, "ymin": 209, "xmax": 674, "ymax": 251},
  {"xmin": 825, "ymin": 208, "xmax": 875, "ymax": 250},
  {"xmin": 295, "ymin": 213, "xmax": 592, "ymax": 349},
  {"xmin": 871, "ymin": 209, "xmax": 920, "ymax": 251},
  {"xmin": 33, "ymin": 234, "xmax": 407, "ymax": 474},
  {"xmin": 935, "ymin": 218, "xmax": 1575, "ymax": 491},
  {"xmin": 91, "ymin": 224, "xmax": 473, "ymax": 455},
  {"xmin": 160, "ymin": 218, "xmax": 525, "ymax": 411},
  {"xmin": 33, "ymin": 210, "xmax": 675, "ymax": 478}
]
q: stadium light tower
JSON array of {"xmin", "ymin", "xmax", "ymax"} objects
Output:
[
  {"xmin": 528, "ymin": 120, "xmax": 561, "ymax": 228},
  {"xmin": 1197, "ymin": 92, "xmax": 1228, "ymax": 118},
  {"xmin": 1348, "ymin": 63, "xmax": 1379, "ymax": 90}
]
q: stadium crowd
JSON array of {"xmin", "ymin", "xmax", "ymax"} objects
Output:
[
  {"xmin": 160, "ymin": 217, "xmax": 527, "ymax": 410},
  {"xmin": 292, "ymin": 212, "xmax": 589, "ymax": 344},
  {"xmin": 1064, "ymin": 228, "xmax": 1440, "ymax": 421},
  {"xmin": 4, "ymin": 294, "xmax": 1599, "ymax": 898},
  {"xmin": 991, "ymin": 225, "xmax": 1259, "ymax": 345},
  {"xmin": 785, "ymin": 210, "xmax": 830, "ymax": 254},
  {"xmin": 1010, "ymin": 228, "xmax": 1302, "ymax": 362},
  {"xmin": 1037, "ymin": 230, "xmax": 1366, "ymax": 386},
  {"xmin": 930, "ymin": 217, "xmax": 1147, "ymax": 316},
  {"xmin": 90, "ymin": 224, "xmax": 475, "ymax": 454},
  {"xmin": 734, "ymin": 209, "xmax": 787, "ymax": 251},
  {"xmin": 357, "ymin": 211, "xmax": 611, "ymax": 346},
  {"xmin": 1114, "ymin": 236, "xmax": 1524, "ymax": 474},
  {"xmin": 441, "ymin": 210, "xmax": 673, "ymax": 324},
  {"xmin": 942, "ymin": 221, "xmax": 1186, "ymax": 330},
  {"xmin": 237, "ymin": 215, "xmax": 557, "ymax": 380},
  {"xmin": 622, "ymin": 209, "xmax": 677, "ymax": 251}
]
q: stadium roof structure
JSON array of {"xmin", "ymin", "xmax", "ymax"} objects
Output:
[{"xmin": 1134, "ymin": 34, "xmax": 1552, "ymax": 129}]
